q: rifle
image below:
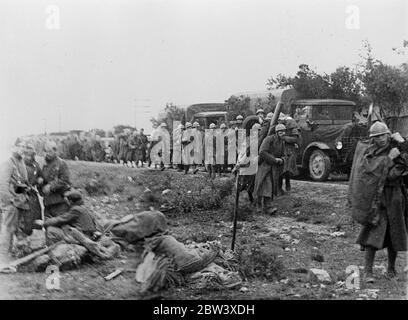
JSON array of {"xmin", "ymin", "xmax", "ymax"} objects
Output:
[
  {"xmin": 32, "ymin": 185, "xmax": 48, "ymax": 244},
  {"xmin": 0, "ymin": 242, "xmax": 62, "ymax": 273}
]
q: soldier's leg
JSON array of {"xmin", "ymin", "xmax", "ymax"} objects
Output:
[
  {"xmin": 256, "ymin": 197, "xmax": 263, "ymax": 214},
  {"xmin": 46, "ymin": 226, "xmax": 78, "ymax": 245},
  {"xmin": 46, "ymin": 226, "xmax": 66, "ymax": 245},
  {"xmin": 0, "ymin": 205, "xmax": 20, "ymax": 263},
  {"xmin": 387, "ymin": 247, "xmax": 397, "ymax": 277},
  {"xmin": 278, "ymin": 175, "xmax": 284, "ymax": 195},
  {"xmin": 206, "ymin": 164, "xmax": 211, "ymax": 177},
  {"xmin": 264, "ymin": 197, "xmax": 277, "ymax": 215},
  {"xmin": 212, "ymin": 165, "xmax": 217, "ymax": 179},
  {"xmin": 364, "ymin": 246, "xmax": 376, "ymax": 282},
  {"xmin": 184, "ymin": 165, "xmax": 190, "ymax": 174},
  {"xmin": 285, "ymin": 173, "xmax": 291, "ymax": 191}
]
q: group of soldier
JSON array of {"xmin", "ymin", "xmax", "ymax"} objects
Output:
[
  {"xmin": 146, "ymin": 108, "xmax": 289, "ymax": 179},
  {"xmin": 53, "ymin": 129, "xmax": 149, "ymax": 167},
  {"xmin": 55, "ymin": 132, "xmax": 106, "ymax": 162},
  {"xmin": 2, "ymin": 107, "xmax": 408, "ymax": 285},
  {"xmin": 0, "ymin": 140, "xmax": 100, "ymax": 267}
]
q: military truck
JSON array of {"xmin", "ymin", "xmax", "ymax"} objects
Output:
[
  {"xmin": 288, "ymin": 99, "xmax": 367, "ymax": 181},
  {"xmin": 185, "ymin": 103, "xmax": 228, "ymax": 128}
]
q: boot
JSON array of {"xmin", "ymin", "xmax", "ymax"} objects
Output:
[
  {"xmin": 184, "ymin": 165, "xmax": 189, "ymax": 174},
  {"xmin": 0, "ymin": 228, "xmax": 14, "ymax": 267},
  {"xmin": 364, "ymin": 247, "xmax": 376, "ymax": 283},
  {"xmin": 285, "ymin": 177, "xmax": 291, "ymax": 192},
  {"xmin": 264, "ymin": 197, "xmax": 277, "ymax": 215},
  {"xmin": 256, "ymin": 198, "xmax": 263, "ymax": 214},
  {"xmin": 387, "ymin": 247, "xmax": 397, "ymax": 278}
]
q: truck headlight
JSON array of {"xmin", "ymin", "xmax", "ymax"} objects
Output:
[{"xmin": 335, "ymin": 141, "xmax": 343, "ymax": 150}]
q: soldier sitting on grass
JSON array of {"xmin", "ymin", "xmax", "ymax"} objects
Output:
[
  {"xmin": 34, "ymin": 189, "xmax": 119, "ymax": 260},
  {"xmin": 34, "ymin": 189, "xmax": 99, "ymax": 245}
]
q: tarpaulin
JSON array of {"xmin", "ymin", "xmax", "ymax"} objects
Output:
[
  {"xmin": 311, "ymin": 123, "xmax": 353, "ymax": 143},
  {"xmin": 348, "ymin": 140, "xmax": 391, "ymax": 225}
]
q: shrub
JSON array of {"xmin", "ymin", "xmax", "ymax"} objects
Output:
[
  {"xmin": 237, "ymin": 245, "xmax": 285, "ymax": 281},
  {"xmin": 84, "ymin": 177, "xmax": 110, "ymax": 196},
  {"xmin": 162, "ymin": 176, "xmax": 235, "ymax": 214}
]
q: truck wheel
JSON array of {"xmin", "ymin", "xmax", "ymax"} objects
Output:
[{"xmin": 308, "ymin": 149, "xmax": 331, "ymax": 181}]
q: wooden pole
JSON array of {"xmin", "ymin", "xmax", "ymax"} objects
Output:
[
  {"xmin": 231, "ymin": 172, "xmax": 240, "ymax": 251},
  {"xmin": 267, "ymin": 101, "xmax": 284, "ymax": 136},
  {"xmin": 33, "ymin": 186, "xmax": 48, "ymax": 244}
]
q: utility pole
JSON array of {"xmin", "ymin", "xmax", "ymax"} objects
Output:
[
  {"xmin": 133, "ymin": 99, "xmax": 151, "ymax": 130},
  {"xmin": 58, "ymin": 108, "xmax": 62, "ymax": 132},
  {"xmin": 42, "ymin": 118, "xmax": 47, "ymax": 135},
  {"xmin": 133, "ymin": 106, "xmax": 137, "ymax": 129}
]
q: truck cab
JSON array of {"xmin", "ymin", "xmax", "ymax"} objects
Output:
[
  {"xmin": 192, "ymin": 111, "xmax": 229, "ymax": 129},
  {"xmin": 289, "ymin": 99, "xmax": 367, "ymax": 181}
]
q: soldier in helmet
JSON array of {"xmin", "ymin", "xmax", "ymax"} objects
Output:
[
  {"xmin": 205, "ymin": 123, "xmax": 219, "ymax": 179},
  {"xmin": 353, "ymin": 121, "xmax": 408, "ymax": 283},
  {"xmin": 218, "ymin": 123, "xmax": 231, "ymax": 175},
  {"xmin": 253, "ymin": 123, "xmax": 286, "ymax": 214},
  {"xmin": 21, "ymin": 142, "xmax": 43, "ymax": 236},
  {"xmin": 139, "ymin": 128, "xmax": 148, "ymax": 167},
  {"xmin": 281, "ymin": 115, "xmax": 301, "ymax": 192},
  {"xmin": 182, "ymin": 122, "xmax": 193, "ymax": 174},
  {"xmin": 40, "ymin": 140, "xmax": 71, "ymax": 218},
  {"xmin": 256, "ymin": 108, "xmax": 265, "ymax": 124},
  {"xmin": 235, "ymin": 115, "xmax": 244, "ymax": 130},
  {"xmin": 193, "ymin": 121, "xmax": 206, "ymax": 172},
  {"xmin": 159, "ymin": 123, "xmax": 169, "ymax": 170},
  {"xmin": 0, "ymin": 141, "xmax": 30, "ymax": 265},
  {"xmin": 174, "ymin": 123, "xmax": 185, "ymax": 172},
  {"xmin": 189, "ymin": 122, "xmax": 202, "ymax": 174}
]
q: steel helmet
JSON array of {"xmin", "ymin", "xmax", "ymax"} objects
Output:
[
  {"xmin": 160, "ymin": 122, "xmax": 167, "ymax": 128},
  {"xmin": 265, "ymin": 112, "xmax": 273, "ymax": 120},
  {"xmin": 209, "ymin": 123, "xmax": 216, "ymax": 129},
  {"xmin": 220, "ymin": 123, "xmax": 227, "ymax": 129},
  {"xmin": 236, "ymin": 115, "xmax": 244, "ymax": 121},
  {"xmin": 177, "ymin": 124, "xmax": 184, "ymax": 130},
  {"xmin": 193, "ymin": 121, "xmax": 200, "ymax": 128},
  {"xmin": 256, "ymin": 108, "xmax": 265, "ymax": 115},
  {"xmin": 275, "ymin": 123, "xmax": 286, "ymax": 132},
  {"xmin": 185, "ymin": 122, "xmax": 192, "ymax": 129},
  {"xmin": 369, "ymin": 121, "xmax": 391, "ymax": 138},
  {"xmin": 278, "ymin": 113, "xmax": 288, "ymax": 121}
]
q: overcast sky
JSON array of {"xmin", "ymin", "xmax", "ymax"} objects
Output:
[{"xmin": 0, "ymin": 0, "xmax": 407, "ymax": 154}]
